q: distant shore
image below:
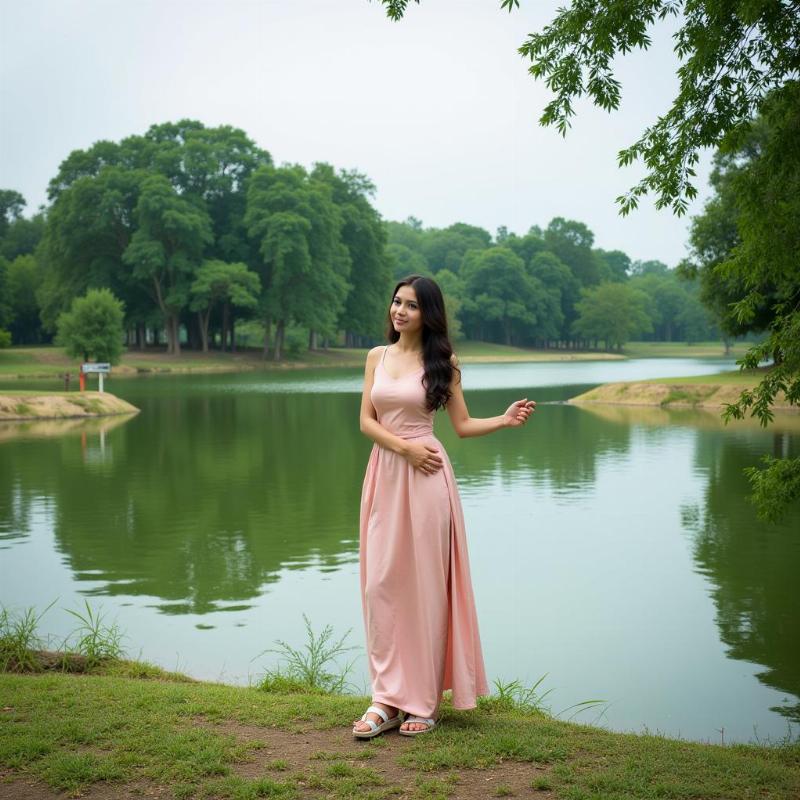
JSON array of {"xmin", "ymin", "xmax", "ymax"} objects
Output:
[
  {"xmin": 0, "ymin": 390, "xmax": 140, "ymax": 421},
  {"xmin": 568, "ymin": 369, "xmax": 795, "ymax": 410},
  {"xmin": 0, "ymin": 340, "xmax": 750, "ymax": 382}
]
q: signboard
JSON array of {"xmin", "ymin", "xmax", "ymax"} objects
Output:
[{"xmin": 80, "ymin": 362, "xmax": 111, "ymax": 393}]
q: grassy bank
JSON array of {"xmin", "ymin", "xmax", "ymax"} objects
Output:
[
  {"xmin": 0, "ymin": 340, "xmax": 747, "ymax": 382},
  {"xmin": 619, "ymin": 341, "xmax": 752, "ymax": 359},
  {"xmin": 568, "ymin": 368, "xmax": 796, "ymax": 411},
  {"xmin": 0, "ymin": 391, "xmax": 139, "ymax": 421},
  {"xmin": 3, "ymin": 667, "xmax": 799, "ymax": 800},
  {"xmin": 1, "ymin": 604, "xmax": 798, "ymax": 799}
]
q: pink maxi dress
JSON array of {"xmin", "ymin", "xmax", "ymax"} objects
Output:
[{"xmin": 359, "ymin": 344, "xmax": 490, "ymax": 718}]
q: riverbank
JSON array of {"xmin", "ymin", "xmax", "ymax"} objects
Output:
[
  {"xmin": 0, "ymin": 340, "xmax": 750, "ymax": 381},
  {"xmin": 0, "ymin": 391, "xmax": 139, "ymax": 421},
  {"xmin": 2, "ymin": 657, "xmax": 797, "ymax": 800},
  {"xmin": 568, "ymin": 369, "xmax": 796, "ymax": 411}
]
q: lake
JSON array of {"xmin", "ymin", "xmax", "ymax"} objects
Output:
[{"xmin": 1, "ymin": 356, "xmax": 798, "ymax": 745}]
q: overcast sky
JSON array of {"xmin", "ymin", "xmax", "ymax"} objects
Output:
[{"xmin": 0, "ymin": 0, "xmax": 713, "ymax": 267}]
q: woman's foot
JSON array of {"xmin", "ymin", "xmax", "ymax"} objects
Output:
[
  {"xmin": 352, "ymin": 702, "xmax": 400, "ymax": 734},
  {"xmin": 399, "ymin": 714, "xmax": 437, "ymax": 733}
]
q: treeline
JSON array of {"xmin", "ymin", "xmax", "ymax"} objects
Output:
[
  {"xmin": 0, "ymin": 119, "xmax": 718, "ymax": 357},
  {"xmin": 386, "ymin": 218, "xmax": 717, "ymax": 349}
]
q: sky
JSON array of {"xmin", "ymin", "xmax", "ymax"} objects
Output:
[{"xmin": 0, "ymin": 0, "xmax": 714, "ymax": 267}]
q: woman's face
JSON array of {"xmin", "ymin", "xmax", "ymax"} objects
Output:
[{"xmin": 391, "ymin": 285, "xmax": 423, "ymax": 335}]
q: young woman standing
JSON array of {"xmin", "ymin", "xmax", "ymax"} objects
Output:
[{"xmin": 353, "ymin": 274, "xmax": 535, "ymax": 737}]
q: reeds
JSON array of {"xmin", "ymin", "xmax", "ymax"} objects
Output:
[{"xmin": 0, "ymin": 598, "xmax": 126, "ymax": 672}]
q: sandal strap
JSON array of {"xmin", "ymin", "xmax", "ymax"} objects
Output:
[
  {"xmin": 357, "ymin": 717, "xmax": 379, "ymax": 731},
  {"xmin": 365, "ymin": 705, "xmax": 389, "ymax": 723},
  {"xmin": 405, "ymin": 715, "xmax": 436, "ymax": 725}
]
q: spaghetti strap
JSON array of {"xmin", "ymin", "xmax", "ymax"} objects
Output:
[{"xmin": 381, "ymin": 345, "xmax": 388, "ymax": 365}]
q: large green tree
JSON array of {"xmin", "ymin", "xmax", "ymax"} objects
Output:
[
  {"xmin": 189, "ymin": 260, "xmax": 261, "ymax": 353},
  {"xmin": 122, "ymin": 175, "xmax": 213, "ymax": 355},
  {"xmin": 245, "ymin": 165, "xmax": 350, "ymax": 360},
  {"xmin": 682, "ymin": 84, "xmax": 800, "ymax": 521},
  {"xmin": 311, "ymin": 164, "xmax": 392, "ymax": 347},
  {"xmin": 572, "ymin": 283, "xmax": 652, "ymax": 350},
  {"xmin": 461, "ymin": 247, "xmax": 543, "ymax": 345}
]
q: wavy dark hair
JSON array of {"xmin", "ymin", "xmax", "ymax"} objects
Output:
[{"xmin": 384, "ymin": 274, "xmax": 461, "ymax": 412}]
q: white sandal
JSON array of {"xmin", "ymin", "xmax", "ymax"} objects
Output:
[
  {"xmin": 398, "ymin": 714, "xmax": 438, "ymax": 736},
  {"xmin": 352, "ymin": 704, "xmax": 404, "ymax": 738}
]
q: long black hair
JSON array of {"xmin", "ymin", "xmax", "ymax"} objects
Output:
[{"xmin": 384, "ymin": 274, "xmax": 461, "ymax": 412}]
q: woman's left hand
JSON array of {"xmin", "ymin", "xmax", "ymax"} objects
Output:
[{"xmin": 503, "ymin": 398, "xmax": 536, "ymax": 428}]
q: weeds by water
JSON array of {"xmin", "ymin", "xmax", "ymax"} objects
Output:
[
  {"xmin": 63, "ymin": 598, "xmax": 126, "ymax": 667},
  {"xmin": 481, "ymin": 674, "xmax": 609, "ymax": 724},
  {"xmin": 251, "ymin": 612, "xmax": 360, "ymax": 695},
  {"xmin": 0, "ymin": 598, "xmax": 126, "ymax": 672},
  {"xmin": 0, "ymin": 598, "xmax": 57, "ymax": 671}
]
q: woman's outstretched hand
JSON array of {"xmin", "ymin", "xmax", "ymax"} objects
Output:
[
  {"xmin": 404, "ymin": 441, "xmax": 444, "ymax": 475},
  {"xmin": 503, "ymin": 398, "xmax": 536, "ymax": 428}
]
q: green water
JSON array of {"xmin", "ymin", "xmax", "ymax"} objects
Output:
[{"xmin": 1, "ymin": 357, "xmax": 798, "ymax": 745}]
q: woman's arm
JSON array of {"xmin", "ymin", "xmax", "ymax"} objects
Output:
[{"xmin": 445, "ymin": 354, "xmax": 535, "ymax": 439}]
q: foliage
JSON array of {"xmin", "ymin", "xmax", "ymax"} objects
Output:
[
  {"xmin": 572, "ymin": 282, "xmax": 652, "ymax": 349},
  {"xmin": 55, "ymin": 287, "xmax": 126, "ymax": 364},
  {"xmin": 63, "ymin": 599, "xmax": 127, "ymax": 668},
  {"xmin": 382, "ymin": 1, "xmax": 800, "ymax": 216},
  {"xmin": 252, "ymin": 613, "xmax": 359, "ymax": 695},
  {"xmin": 189, "ymin": 259, "xmax": 260, "ymax": 351},
  {"xmin": 0, "ymin": 600, "xmax": 57, "ymax": 672},
  {"xmin": 245, "ymin": 164, "xmax": 351, "ymax": 358},
  {"xmin": 683, "ymin": 83, "xmax": 800, "ymax": 521}
]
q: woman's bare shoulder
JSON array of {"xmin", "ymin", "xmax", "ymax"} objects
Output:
[{"xmin": 365, "ymin": 345, "xmax": 385, "ymax": 368}]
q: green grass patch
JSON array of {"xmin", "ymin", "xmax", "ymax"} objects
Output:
[
  {"xmin": 621, "ymin": 340, "xmax": 754, "ymax": 359},
  {"xmin": 644, "ymin": 368, "xmax": 768, "ymax": 385}
]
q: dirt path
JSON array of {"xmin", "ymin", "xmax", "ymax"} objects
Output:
[{"xmin": 0, "ymin": 715, "xmax": 554, "ymax": 799}]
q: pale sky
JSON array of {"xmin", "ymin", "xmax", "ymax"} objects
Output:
[{"xmin": 0, "ymin": 0, "xmax": 712, "ymax": 267}]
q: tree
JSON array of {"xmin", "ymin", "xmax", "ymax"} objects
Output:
[
  {"xmin": 422, "ymin": 222, "xmax": 492, "ymax": 274},
  {"xmin": 380, "ymin": 1, "xmax": 800, "ymax": 216},
  {"xmin": 572, "ymin": 283, "xmax": 652, "ymax": 350},
  {"xmin": 56, "ymin": 288, "xmax": 125, "ymax": 364},
  {"xmin": 311, "ymin": 164, "xmax": 392, "ymax": 347},
  {"xmin": 543, "ymin": 217, "xmax": 601, "ymax": 288},
  {"xmin": 189, "ymin": 260, "xmax": 261, "ymax": 352},
  {"xmin": 682, "ymin": 83, "xmax": 800, "ymax": 521},
  {"xmin": 246, "ymin": 165, "xmax": 350, "ymax": 360},
  {"xmin": 122, "ymin": 175, "xmax": 213, "ymax": 355},
  {"xmin": 460, "ymin": 248, "xmax": 541, "ymax": 345},
  {"xmin": 0, "ymin": 190, "xmax": 25, "ymax": 240},
  {"xmin": 595, "ymin": 249, "xmax": 631, "ymax": 283},
  {"xmin": 5, "ymin": 255, "xmax": 43, "ymax": 344}
]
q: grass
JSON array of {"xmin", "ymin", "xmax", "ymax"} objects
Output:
[
  {"xmin": 2, "ymin": 601, "xmax": 799, "ymax": 799},
  {"xmin": 621, "ymin": 340, "xmax": 754, "ymax": 359},
  {"xmin": 252, "ymin": 612, "xmax": 361, "ymax": 695},
  {"xmin": 642, "ymin": 368, "xmax": 769, "ymax": 385},
  {"xmin": 568, "ymin": 367, "xmax": 795, "ymax": 410}
]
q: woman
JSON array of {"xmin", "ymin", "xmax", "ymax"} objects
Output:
[{"xmin": 353, "ymin": 274, "xmax": 535, "ymax": 738}]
